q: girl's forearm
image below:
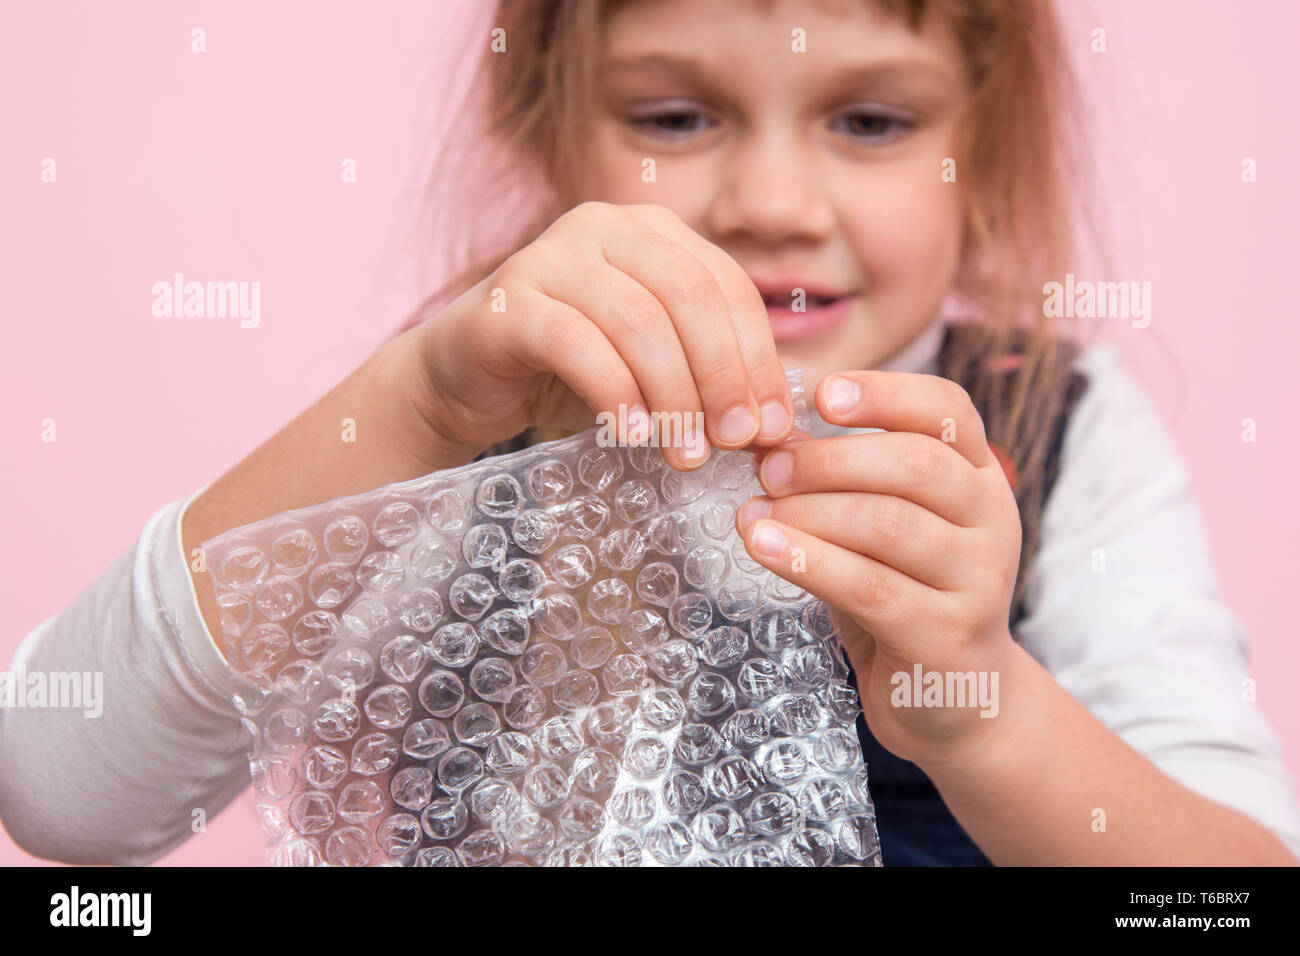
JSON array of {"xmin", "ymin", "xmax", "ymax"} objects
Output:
[
  {"xmin": 920, "ymin": 640, "xmax": 1298, "ymax": 866},
  {"xmin": 181, "ymin": 334, "xmax": 476, "ymax": 657}
]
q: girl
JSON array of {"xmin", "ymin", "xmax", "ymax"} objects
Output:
[{"xmin": 3, "ymin": 0, "xmax": 1298, "ymax": 866}]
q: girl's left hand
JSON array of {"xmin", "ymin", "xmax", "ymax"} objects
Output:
[{"xmin": 735, "ymin": 370, "xmax": 1022, "ymax": 771}]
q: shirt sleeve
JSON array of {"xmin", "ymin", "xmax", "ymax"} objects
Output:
[
  {"xmin": 1016, "ymin": 342, "xmax": 1300, "ymax": 862},
  {"xmin": 0, "ymin": 486, "xmax": 255, "ymax": 866}
]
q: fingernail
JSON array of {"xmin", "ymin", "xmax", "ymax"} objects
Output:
[
  {"xmin": 761, "ymin": 450, "xmax": 793, "ymax": 491},
  {"xmin": 751, "ymin": 519, "xmax": 788, "ymax": 558},
  {"xmin": 737, "ymin": 497, "xmax": 772, "ymax": 532},
  {"xmin": 758, "ymin": 400, "xmax": 789, "ymax": 440},
  {"xmin": 718, "ymin": 404, "xmax": 758, "ymax": 445},
  {"xmin": 824, "ymin": 376, "xmax": 860, "ymax": 416}
]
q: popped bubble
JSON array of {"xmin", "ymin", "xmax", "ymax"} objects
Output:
[{"xmin": 202, "ymin": 369, "xmax": 879, "ymax": 866}]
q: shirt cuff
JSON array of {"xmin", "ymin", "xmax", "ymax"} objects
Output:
[{"xmin": 147, "ymin": 483, "xmax": 243, "ymax": 711}]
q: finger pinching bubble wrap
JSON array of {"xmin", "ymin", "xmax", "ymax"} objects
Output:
[{"xmin": 201, "ymin": 369, "xmax": 881, "ymax": 866}]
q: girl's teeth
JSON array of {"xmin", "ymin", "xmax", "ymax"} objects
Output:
[{"xmin": 760, "ymin": 293, "xmax": 844, "ymax": 308}]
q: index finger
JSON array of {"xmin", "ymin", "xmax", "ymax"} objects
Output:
[
  {"xmin": 624, "ymin": 204, "xmax": 796, "ymax": 445},
  {"xmin": 813, "ymin": 370, "xmax": 997, "ymax": 470}
]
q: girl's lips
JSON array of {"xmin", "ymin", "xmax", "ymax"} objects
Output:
[{"xmin": 764, "ymin": 293, "xmax": 857, "ymax": 342}]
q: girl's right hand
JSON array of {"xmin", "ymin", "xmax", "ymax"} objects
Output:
[{"xmin": 391, "ymin": 201, "xmax": 798, "ymax": 471}]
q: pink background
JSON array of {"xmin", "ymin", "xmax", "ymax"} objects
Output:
[{"xmin": 1, "ymin": 1, "xmax": 1296, "ymax": 865}]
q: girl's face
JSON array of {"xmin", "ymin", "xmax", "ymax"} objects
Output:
[{"xmin": 585, "ymin": 0, "xmax": 971, "ymax": 390}]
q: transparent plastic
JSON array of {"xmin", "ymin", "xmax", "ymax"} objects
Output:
[{"xmin": 201, "ymin": 369, "xmax": 881, "ymax": 866}]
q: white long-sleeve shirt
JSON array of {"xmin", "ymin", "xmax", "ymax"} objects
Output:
[{"xmin": 3, "ymin": 324, "xmax": 1299, "ymax": 865}]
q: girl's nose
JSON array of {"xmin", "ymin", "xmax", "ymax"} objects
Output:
[{"xmin": 705, "ymin": 128, "xmax": 836, "ymax": 246}]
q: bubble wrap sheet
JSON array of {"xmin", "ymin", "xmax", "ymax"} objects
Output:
[{"xmin": 201, "ymin": 369, "xmax": 881, "ymax": 866}]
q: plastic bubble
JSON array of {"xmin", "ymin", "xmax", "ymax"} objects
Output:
[
  {"xmin": 614, "ymin": 478, "xmax": 660, "ymax": 523},
  {"xmin": 463, "ymin": 524, "xmax": 508, "ymax": 569},
  {"xmin": 475, "ymin": 473, "xmax": 525, "ymax": 519},
  {"xmin": 512, "ymin": 509, "xmax": 560, "ymax": 554}
]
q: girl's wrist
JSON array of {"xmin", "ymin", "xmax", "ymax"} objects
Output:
[
  {"xmin": 908, "ymin": 634, "xmax": 1038, "ymax": 784},
  {"xmin": 368, "ymin": 323, "xmax": 488, "ymax": 474}
]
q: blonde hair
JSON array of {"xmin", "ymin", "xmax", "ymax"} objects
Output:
[{"xmin": 395, "ymin": 0, "xmax": 1102, "ymax": 618}]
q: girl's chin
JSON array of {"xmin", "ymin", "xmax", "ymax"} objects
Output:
[{"xmin": 774, "ymin": 310, "xmax": 896, "ymax": 389}]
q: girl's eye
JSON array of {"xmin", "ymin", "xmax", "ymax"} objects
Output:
[
  {"xmin": 628, "ymin": 110, "xmax": 712, "ymax": 137},
  {"xmin": 834, "ymin": 110, "xmax": 912, "ymax": 142},
  {"xmin": 626, "ymin": 106, "xmax": 911, "ymax": 142}
]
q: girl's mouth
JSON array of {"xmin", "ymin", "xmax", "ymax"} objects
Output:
[{"xmin": 761, "ymin": 292, "xmax": 857, "ymax": 343}]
